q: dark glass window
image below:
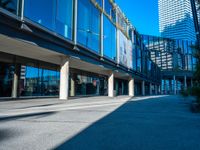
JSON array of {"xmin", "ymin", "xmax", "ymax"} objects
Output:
[
  {"xmin": 24, "ymin": 0, "xmax": 73, "ymax": 39},
  {"xmin": 137, "ymin": 48, "xmax": 142, "ymax": 72},
  {"xmin": 0, "ymin": 0, "xmax": 18, "ymax": 14},
  {"xmin": 20, "ymin": 66, "xmax": 60, "ymax": 97},
  {"xmin": 0, "ymin": 62, "xmax": 14, "ymax": 97},
  {"xmin": 77, "ymin": 0, "xmax": 100, "ymax": 53},
  {"xmin": 132, "ymin": 46, "xmax": 137, "ymax": 71},
  {"xmin": 103, "ymin": 16, "xmax": 116, "ymax": 60},
  {"xmin": 74, "ymin": 74, "xmax": 107, "ymax": 96}
]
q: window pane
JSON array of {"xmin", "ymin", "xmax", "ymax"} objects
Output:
[
  {"xmin": 55, "ymin": 0, "xmax": 73, "ymax": 39},
  {"xmin": 77, "ymin": 0, "xmax": 100, "ymax": 53},
  {"xmin": 103, "ymin": 16, "xmax": 116, "ymax": 60},
  {"xmin": 0, "ymin": 0, "xmax": 18, "ymax": 14},
  {"xmin": 0, "ymin": 62, "xmax": 14, "ymax": 97},
  {"xmin": 24, "ymin": 0, "xmax": 73, "ymax": 39},
  {"xmin": 21, "ymin": 66, "xmax": 60, "ymax": 96},
  {"xmin": 25, "ymin": 0, "xmax": 56, "ymax": 31}
]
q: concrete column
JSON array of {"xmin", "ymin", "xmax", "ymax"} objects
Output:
[
  {"xmin": 184, "ymin": 76, "xmax": 187, "ymax": 90},
  {"xmin": 158, "ymin": 85, "xmax": 161, "ymax": 94},
  {"xmin": 142, "ymin": 81, "xmax": 145, "ymax": 96},
  {"xmin": 115, "ymin": 80, "xmax": 119, "ymax": 96},
  {"xmin": 149, "ymin": 83, "xmax": 152, "ymax": 95},
  {"xmin": 161, "ymin": 82, "xmax": 163, "ymax": 95},
  {"xmin": 173, "ymin": 75, "xmax": 176, "ymax": 95},
  {"xmin": 70, "ymin": 74, "xmax": 75, "ymax": 97},
  {"xmin": 12, "ymin": 64, "xmax": 21, "ymax": 98},
  {"xmin": 108, "ymin": 73, "xmax": 114, "ymax": 97},
  {"xmin": 191, "ymin": 79, "xmax": 193, "ymax": 88},
  {"xmin": 122, "ymin": 81, "xmax": 124, "ymax": 95},
  {"xmin": 155, "ymin": 85, "xmax": 158, "ymax": 95},
  {"xmin": 169, "ymin": 80, "xmax": 172, "ymax": 94},
  {"xmin": 129, "ymin": 78, "xmax": 134, "ymax": 97},
  {"xmin": 164, "ymin": 80, "xmax": 167, "ymax": 94},
  {"xmin": 59, "ymin": 58, "xmax": 70, "ymax": 100}
]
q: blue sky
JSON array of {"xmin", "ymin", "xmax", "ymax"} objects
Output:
[{"xmin": 115, "ymin": 0, "xmax": 160, "ymax": 36}]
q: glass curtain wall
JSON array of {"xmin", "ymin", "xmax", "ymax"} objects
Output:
[
  {"xmin": 132, "ymin": 45, "xmax": 137, "ymax": 71},
  {"xmin": 20, "ymin": 66, "xmax": 60, "ymax": 97},
  {"xmin": 0, "ymin": 0, "xmax": 19, "ymax": 15},
  {"xmin": 77, "ymin": 0, "xmax": 100, "ymax": 53},
  {"xmin": 74, "ymin": 74, "xmax": 107, "ymax": 96},
  {"xmin": 114, "ymin": 79, "xmax": 128, "ymax": 96},
  {"xmin": 103, "ymin": 16, "xmax": 116, "ymax": 60},
  {"xmin": 142, "ymin": 35, "xmax": 197, "ymax": 72},
  {"xmin": 24, "ymin": 0, "xmax": 73, "ymax": 39}
]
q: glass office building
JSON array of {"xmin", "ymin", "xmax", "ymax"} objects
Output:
[
  {"xmin": 159, "ymin": 0, "xmax": 196, "ymax": 42},
  {"xmin": 142, "ymin": 35, "xmax": 197, "ymax": 94},
  {"xmin": 0, "ymin": 0, "xmax": 161, "ymax": 99}
]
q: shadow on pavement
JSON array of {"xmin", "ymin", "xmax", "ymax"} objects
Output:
[
  {"xmin": 55, "ymin": 96, "xmax": 200, "ymax": 150},
  {"xmin": 0, "ymin": 128, "xmax": 24, "ymax": 143},
  {"xmin": 0, "ymin": 111, "xmax": 56, "ymax": 122}
]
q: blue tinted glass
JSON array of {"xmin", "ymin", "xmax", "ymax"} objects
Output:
[
  {"xmin": 0, "ymin": 0, "xmax": 18, "ymax": 14},
  {"xmin": 95, "ymin": 0, "xmax": 102, "ymax": 7},
  {"xmin": 26, "ymin": 66, "xmax": 38, "ymax": 78},
  {"xmin": 77, "ymin": 0, "xmax": 100, "ymax": 53},
  {"xmin": 25, "ymin": 0, "xmax": 56, "ymax": 31},
  {"xmin": 103, "ymin": 16, "xmax": 116, "ymax": 60},
  {"xmin": 22, "ymin": 66, "xmax": 60, "ymax": 96},
  {"xmin": 104, "ymin": 0, "xmax": 112, "ymax": 15},
  {"xmin": 24, "ymin": 0, "xmax": 72, "ymax": 39},
  {"xmin": 132, "ymin": 46, "xmax": 137, "ymax": 71},
  {"xmin": 55, "ymin": 0, "xmax": 73, "ymax": 39}
]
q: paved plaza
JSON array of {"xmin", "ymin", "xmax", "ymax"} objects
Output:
[{"xmin": 0, "ymin": 95, "xmax": 200, "ymax": 150}]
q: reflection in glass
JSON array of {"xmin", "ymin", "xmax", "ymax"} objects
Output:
[
  {"xmin": 103, "ymin": 16, "xmax": 116, "ymax": 60},
  {"xmin": 24, "ymin": 0, "xmax": 73, "ymax": 39},
  {"xmin": 0, "ymin": 62, "xmax": 14, "ymax": 97},
  {"xmin": 77, "ymin": 0, "xmax": 100, "ymax": 53},
  {"xmin": 20, "ymin": 66, "xmax": 60, "ymax": 96},
  {"xmin": 0, "ymin": 0, "xmax": 18, "ymax": 14},
  {"xmin": 55, "ymin": 0, "xmax": 73, "ymax": 38},
  {"xmin": 74, "ymin": 74, "xmax": 107, "ymax": 96},
  {"xmin": 137, "ymin": 48, "xmax": 142, "ymax": 72}
]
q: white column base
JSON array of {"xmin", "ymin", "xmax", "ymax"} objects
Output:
[
  {"xmin": 184, "ymin": 76, "xmax": 187, "ymax": 90},
  {"xmin": 173, "ymin": 75, "xmax": 176, "ymax": 95},
  {"xmin": 129, "ymin": 78, "xmax": 134, "ymax": 97},
  {"xmin": 142, "ymin": 81, "xmax": 145, "ymax": 96},
  {"xmin": 149, "ymin": 83, "xmax": 152, "ymax": 95},
  {"xmin": 59, "ymin": 58, "xmax": 70, "ymax": 100},
  {"xmin": 108, "ymin": 73, "xmax": 114, "ymax": 97}
]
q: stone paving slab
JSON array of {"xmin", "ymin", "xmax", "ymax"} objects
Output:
[{"xmin": 0, "ymin": 95, "xmax": 199, "ymax": 150}]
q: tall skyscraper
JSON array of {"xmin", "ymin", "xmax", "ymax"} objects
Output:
[{"xmin": 159, "ymin": 0, "xmax": 196, "ymax": 42}]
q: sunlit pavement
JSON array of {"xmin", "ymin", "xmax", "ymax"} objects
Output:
[{"xmin": 0, "ymin": 95, "xmax": 200, "ymax": 150}]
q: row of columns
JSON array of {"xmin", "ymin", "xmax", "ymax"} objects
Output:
[
  {"xmin": 11, "ymin": 58, "xmax": 160, "ymax": 99},
  {"xmin": 59, "ymin": 58, "xmax": 159, "ymax": 100},
  {"xmin": 162, "ymin": 75, "xmax": 193, "ymax": 95},
  {"xmin": 55, "ymin": 58, "xmax": 162, "ymax": 99},
  {"xmin": 108, "ymin": 73, "xmax": 135, "ymax": 97}
]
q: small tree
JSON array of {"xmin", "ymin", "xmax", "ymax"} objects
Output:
[{"xmin": 191, "ymin": 44, "xmax": 200, "ymax": 105}]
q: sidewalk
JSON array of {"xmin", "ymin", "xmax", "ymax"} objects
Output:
[{"xmin": 0, "ymin": 95, "xmax": 199, "ymax": 150}]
